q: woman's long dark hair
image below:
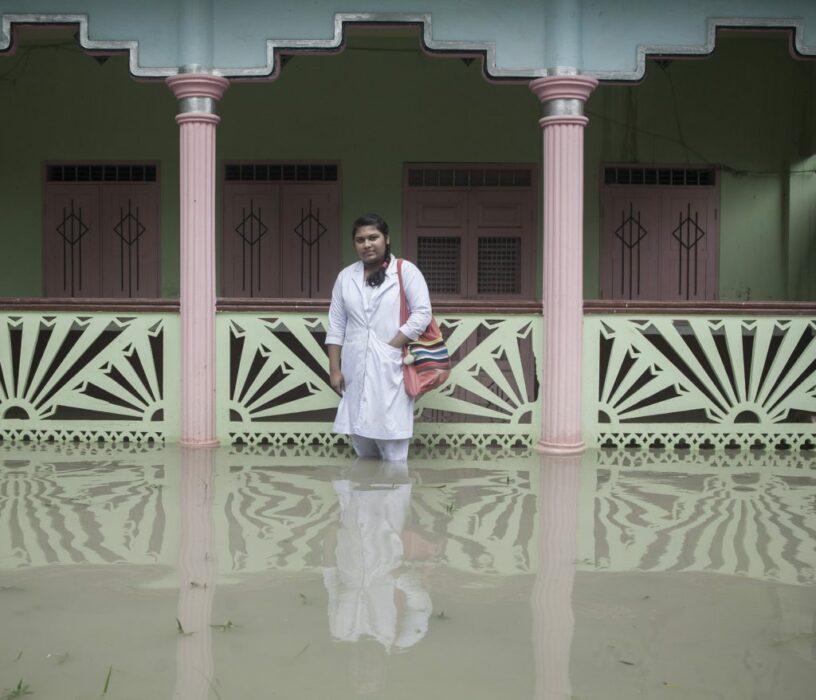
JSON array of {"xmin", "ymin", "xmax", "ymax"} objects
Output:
[{"xmin": 352, "ymin": 213, "xmax": 391, "ymax": 288}]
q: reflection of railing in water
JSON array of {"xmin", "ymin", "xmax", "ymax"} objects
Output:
[
  {"xmin": 0, "ymin": 453, "xmax": 175, "ymax": 568},
  {"xmin": 0, "ymin": 445, "xmax": 537, "ymax": 577},
  {"xmin": 215, "ymin": 460, "xmax": 537, "ymax": 577},
  {"xmin": 579, "ymin": 466, "xmax": 816, "ymax": 585},
  {"xmin": 2, "ymin": 445, "xmax": 815, "ymax": 587}
]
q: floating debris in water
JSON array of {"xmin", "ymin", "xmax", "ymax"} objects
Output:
[
  {"xmin": 176, "ymin": 618, "xmax": 193, "ymax": 636},
  {"xmin": 210, "ymin": 619, "xmax": 242, "ymax": 631},
  {"xmin": 101, "ymin": 666, "xmax": 113, "ymax": 696},
  {"xmin": 1, "ymin": 679, "xmax": 33, "ymax": 699}
]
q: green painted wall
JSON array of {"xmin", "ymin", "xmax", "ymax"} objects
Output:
[
  {"xmin": 0, "ymin": 30, "xmax": 539, "ymax": 298},
  {"xmin": 585, "ymin": 33, "xmax": 816, "ymax": 300},
  {"xmin": 1, "ymin": 30, "xmax": 813, "ymax": 301},
  {"xmin": 0, "ymin": 31, "xmax": 179, "ymax": 297},
  {"xmin": 218, "ymin": 33, "xmax": 539, "ymax": 267}
]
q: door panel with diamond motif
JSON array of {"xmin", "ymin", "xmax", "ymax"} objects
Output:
[
  {"xmin": 279, "ymin": 185, "xmax": 340, "ymax": 299},
  {"xmin": 222, "ymin": 184, "xmax": 281, "ymax": 297},
  {"xmin": 222, "ymin": 183, "xmax": 340, "ymax": 299},
  {"xmin": 43, "ymin": 187, "xmax": 101, "ymax": 297},
  {"xmin": 100, "ymin": 186, "xmax": 160, "ymax": 298},
  {"xmin": 600, "ymin": 182, "xmax": 719, "ymax": 301},
  {"xmin": 600, "ymin": 191, "xmax": 661, "ymax": 300},
  {"xmin": 660, "ymin": 189, "xmax": 718, "ymax": 301}
]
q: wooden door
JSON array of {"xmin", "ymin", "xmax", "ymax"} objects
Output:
[
  {"xmin": 279, "ymin": 184, "xmax": 340, "ymax": 299},
  {"xmin": 222, "ymin": 184, "xmax": 280, "ymax": 297},
  {"xmin": 100, "ymin": 185, "xmax": 160, "ymax": 298},
  {"xmin": 600, "ymin": 190, "xmax": 661, "ymax": 300},
  {"xmin": 43, "ymin": 186, "xmax": 101, "ymax": 297},
  {"xmin": 660, "ymin": 189, "xmax": 719, "ymax": 301}
]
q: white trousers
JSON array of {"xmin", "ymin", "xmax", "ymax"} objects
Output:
[{"xmin": 351, "ymin": 434, "xmax": 410, "ymax": 462}]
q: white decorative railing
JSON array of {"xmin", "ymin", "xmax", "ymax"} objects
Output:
[
  {"xmin": 0, "ymin": 310, "xmax": 180, "ymax": 443},
  {"xmin": 216, "ymin": 312, "xmax": 541, "ymax": 449},
  {"xmin": 584, "ymin": 314, "xmax": 816, "ymax": 451}
]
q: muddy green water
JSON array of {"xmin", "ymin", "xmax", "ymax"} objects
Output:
[{"xmin": 1, "ymin": 444, "xmax": 815, "ymax": 699}]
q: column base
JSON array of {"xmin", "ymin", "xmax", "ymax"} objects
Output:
[
  {"xmin": 536, "ymin": 439, "xmax": 585, "ymax": 456},
  {"xmin": 180, "ymin": 439, "xmax": 220, "ymax": 448}
]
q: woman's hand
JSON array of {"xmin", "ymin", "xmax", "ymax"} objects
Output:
[
  {"xmin": 388, "ymin": 331, "xmax": 410, "ymax": 349},
  {"xmin": 329, "ymin": 368, "xmax": 345, "ymax": 395},
  {"xmin": 327, "ymin": 345, "xmax": 344, "ymax": 395}
]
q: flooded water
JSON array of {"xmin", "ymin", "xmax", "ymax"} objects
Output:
[{"xmin": 1, "ymin": 443, "xmax": 815, "ymax": 699}]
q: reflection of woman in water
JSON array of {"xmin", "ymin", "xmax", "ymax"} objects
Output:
[{"xmin": 322, "ymin": 461, "xmax": 442, "ymax": 653}]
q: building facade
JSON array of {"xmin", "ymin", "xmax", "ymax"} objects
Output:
[{"xmin": 1, "ymin": 0, "xmax": 815, "ymax": 452}]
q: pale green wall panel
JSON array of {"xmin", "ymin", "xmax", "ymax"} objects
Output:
[
  {"xmin": 719, "ymin": 176, "xmax": 786, "ymax": 300},
  {"xmin": 788, "ymin": 159, "xmax": 816, "ymax": 300}
]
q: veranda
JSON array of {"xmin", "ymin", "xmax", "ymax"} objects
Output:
[{"xmin": 1, "ymin": 18, "xmax": 814, "ymax": 454}]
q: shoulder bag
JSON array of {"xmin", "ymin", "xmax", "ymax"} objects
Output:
[{"xmin": 396, "ymin": 258, "xmax": 451, "ymax": 397}]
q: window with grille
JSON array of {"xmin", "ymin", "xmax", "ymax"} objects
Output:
[
  {"xmin": 43, "ymin": 162, "xmax": 161, "ymax": 298},
  {"xmin": 600, "ymin": 165, "xmax": 720, "ymax": 301},
  {"xmin": 403, "ymin": 164, "xmax": 535, "ymax": 300},
  {"xmin": 221, "ymin": 162, "xmax": 341, "ymax": 298},
  {"xmin": 477, "ymin": 237, "xmax": 521, "ymax": 294},
  {"xmin": 417, "ymin": 237, "xmax": 461, "ymax": 294}
]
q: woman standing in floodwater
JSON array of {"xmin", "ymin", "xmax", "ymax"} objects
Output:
[{"xmin": 325, "ymin": 213, "xmax": 432, "ymax": 462}]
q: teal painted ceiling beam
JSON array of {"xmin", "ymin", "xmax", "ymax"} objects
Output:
[{"xmin": 1, "ymin": 0, "xmax": 815, "ymax": 79}]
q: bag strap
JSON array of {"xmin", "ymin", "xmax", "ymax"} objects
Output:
[{"xmin": 396, "ymin": 258, "xmax": 409, "ymax": 325}]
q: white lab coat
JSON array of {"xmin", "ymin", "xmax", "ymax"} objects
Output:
[{"xmin": 326, "ymin": 256, "xmax": 432, "ymax": 440}]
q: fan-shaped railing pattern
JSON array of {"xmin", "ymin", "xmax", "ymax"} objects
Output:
[
  {"xmin": 585, "ymin": 316, "xmax": 816, "ymax": 451},
  {"xmin": 217, "ymin": 313, "xmax": 541, "ymax": 449},
  {"xmin": 0, "ymin": 312, "xmax": 180, "ymax": 442}
]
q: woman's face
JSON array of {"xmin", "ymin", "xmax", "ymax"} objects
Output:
[{"xmin": 353, "ymin": 225, "xmax": 389, "ymax": 266}]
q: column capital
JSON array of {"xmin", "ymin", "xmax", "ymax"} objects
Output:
[
  {"xmin": 167, "ymin": 73, "xmax": 229, "ymax": 117},
  {"xmin": 166, "ymin": 72, "xmax": 229, "ymax": 101},
  {"xmin": 529, "ymin": 74, "xmax": 598, "ymax": 105}
]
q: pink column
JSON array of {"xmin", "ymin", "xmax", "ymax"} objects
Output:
[
  {"xmin": 166, "ymin": 73, "xmax": 229, "ymax": 446},
  {"xmin": 530, "ymin": 75, "xmax": 597, "ymax": 455}
]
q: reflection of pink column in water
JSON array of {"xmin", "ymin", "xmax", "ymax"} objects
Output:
[
  {"xmin": 174, "ymin": 448, "xmax": 217, "ymax": 700},
  {"xmin": 530, "ymin": 76, "xmax": 597, "ymax": 455},
  {"xmin": 532, "ymin": 455, "xmax": 582, "ymax": 700},
  {"xmin": 166, "ymin": 73, "xmax": 229, "ymax": 446}
]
